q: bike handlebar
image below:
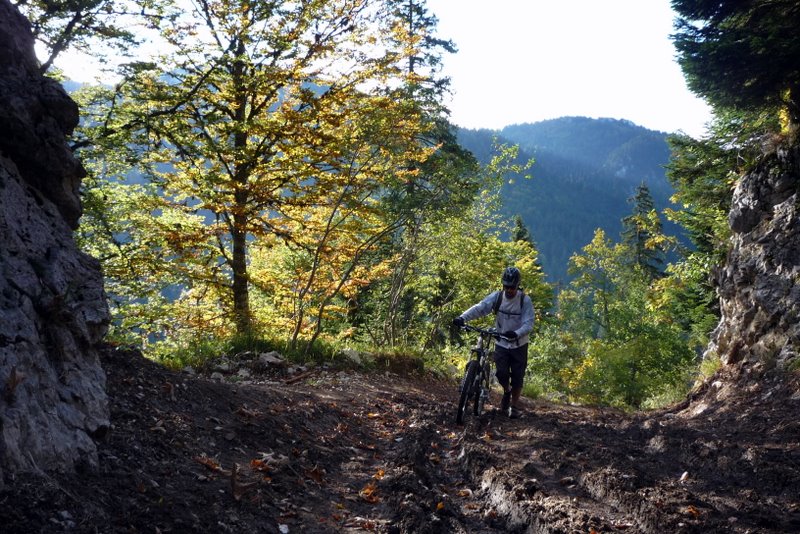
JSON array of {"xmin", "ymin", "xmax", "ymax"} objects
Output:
[{"xmin": 459, "ymin": 324, "xmax": 512, "ymax": 341}]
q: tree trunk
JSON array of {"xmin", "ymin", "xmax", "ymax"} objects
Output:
[
  {"xmin": 231, "ymin": 210, "xmax": 251, "ymax": 335},
  {"xmin": 230, "ymin": 38, "xmax": 252, "ymax": 336}
]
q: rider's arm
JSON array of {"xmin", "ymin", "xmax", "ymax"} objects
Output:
[
  {"xmin": 517, "ymin": 295, "xmax": 535, "ymax": 337},
  {"xmin": 459, "ymin": 291, "xmax": 500, "ymax": 323}
]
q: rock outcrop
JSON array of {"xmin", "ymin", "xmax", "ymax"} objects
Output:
[
  {"xmin": 709, "ymin": 144, "xmax": 800, "ymax": 377},
  {"xmin": 0, "ymin": 0, "xmax": 110, "ymax": 486}
]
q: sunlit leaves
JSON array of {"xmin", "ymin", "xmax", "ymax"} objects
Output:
[
  {"xmin": 76, "ymin": 0, "xmax": 445, "ymax": 350},
  {"xmin": 535, "ymin": 204, "xmax": 694, "ymax": 408}
]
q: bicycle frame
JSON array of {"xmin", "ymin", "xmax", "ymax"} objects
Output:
[{"xmin": 456, "ymin": 324, "xmax": 505, "ymax": 424}]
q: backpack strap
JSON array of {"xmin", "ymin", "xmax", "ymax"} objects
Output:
[
  {"xmin": 492, "ymin": 290, "xmax": 503, "ymax": 314},
  {"xmin": 493, "ymin": 288, "xmax": 524, "ymax": 314}
]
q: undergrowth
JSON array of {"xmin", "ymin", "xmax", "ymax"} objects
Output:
[{"xmin": 143, "ymin": 331, "xmax": 445, "ymax": 379}]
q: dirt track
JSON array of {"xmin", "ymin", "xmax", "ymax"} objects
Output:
[{"xmin": 2, "ymin": 346, "xmax": 799, "ymax": 533}]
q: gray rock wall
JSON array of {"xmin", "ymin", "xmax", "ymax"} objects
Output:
[
  {"xmin": 710, "ymin": 144, "xmax": 800, "ymax": 375},
  {"xmin": 0, "ymin": 0, "xmax": 110, "ymax": 485},
  {"xmin": 0, "ymin": 0, "xmax": 85, "ymax": 228}
]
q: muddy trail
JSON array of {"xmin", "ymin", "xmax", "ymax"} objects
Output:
[{"xmin": 2, "ymin": 345, "xmax": 799, "ymax": 533}]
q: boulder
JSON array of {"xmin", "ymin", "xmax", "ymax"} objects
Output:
[
  {"xmin": 708, "ymin": 144, "xmax": 800, "ymax": 376},
  {"xmin": 0, "ymin": 0, "xmax": 110, "ymax": 486}
]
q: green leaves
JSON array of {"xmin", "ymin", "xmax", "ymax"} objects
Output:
[
  {"xmin": 75, "ymin": 0, "xmax": 478, "ymax": 354},
  {"xmin": 16, "ymin": 0, "xmax": 156, "ymax": 75},
  {"xmin": 532, "ymin": 191, "xmax": 695, "ymax": 408}
]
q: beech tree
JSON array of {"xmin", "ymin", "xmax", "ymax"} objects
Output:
[
  {"xmin": 547, "ymin": 228, "xmax": 694, "ymax": 408},
  {"xmin": 83, "ymin": 0, "xmax": 433, "ymax": 341},
  {"xmin": 351, "ymin": 141, "xmax": 548, "ymax": 349}
]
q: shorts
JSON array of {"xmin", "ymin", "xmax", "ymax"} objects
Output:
[{"xmin": 493, "ymin": 343, "xmax": 528, "ymax": 390}]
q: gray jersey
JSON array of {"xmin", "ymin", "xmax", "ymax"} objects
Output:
[{"xmin": 459, "ymin": 290, "xmax": 535, "ymax": 349}]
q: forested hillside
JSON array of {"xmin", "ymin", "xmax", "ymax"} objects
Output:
[
  {"xmin": 458, "ymin": 117, "xmax": 678, "ymax": 283},
  {"xmin": 10, "ymin": 0, "xmax": 725, "ymax": 414}
]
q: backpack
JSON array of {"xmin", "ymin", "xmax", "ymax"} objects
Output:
[{"xmin": 492, "ymin": 288, "xmax": 524, "ymax": 315}]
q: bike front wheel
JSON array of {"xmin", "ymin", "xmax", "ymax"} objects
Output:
[
  {"xmin": 473, "ymin": 362, "xmax": 491, "ymax": 416},
  {"xmin": 456, "ymin": 360, "xmax": 479, "ymax": 424}
]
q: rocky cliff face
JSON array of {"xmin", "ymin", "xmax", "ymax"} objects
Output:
[
  {"xmin": 0, "ymin": 0, "xmax": 110, "ymax": 485},
  {"xmin": 709, "ymin": 143, "xmax": 800, "ymax": 380}
]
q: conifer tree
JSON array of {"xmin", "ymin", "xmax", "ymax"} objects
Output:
[
  {"xmin": 671, "ymin": 0, "xmax": 800, "ymax": 129},
  {"xmin": 620, "ymin": 183, "xmax": 668, "ymax": 280},
  {"xmin": 512, "ymin": 214, "xmax": 533, "ymax": 245},
  {"xmin": 373, "ymin": 0, "xmax": 481, "ymax": 346}
]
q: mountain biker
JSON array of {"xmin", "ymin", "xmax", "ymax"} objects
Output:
[{"xmin": 453, "ymin": 266, "xmax": 534, "ymax": 419}]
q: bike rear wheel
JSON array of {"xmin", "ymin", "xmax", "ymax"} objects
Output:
[{"xmin": 456, "ymin": 360, "xmax": 479, "ymax": 424}]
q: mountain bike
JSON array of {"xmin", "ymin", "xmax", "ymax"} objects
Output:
[{"xmin": 455, "ymin": 324, "xmax": 509, "ymax": 424}]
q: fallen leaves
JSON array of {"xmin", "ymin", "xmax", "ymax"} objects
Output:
[
  {"xmin": 359, "ymin": 482, "xmax": 380, "ymax": 503},
  {"xmin": 305, "ymin": 465, "xmax": 325, "ymax": 484},
  {"xmin": 230, "ymin": 463, "xmax": 258, "ymax": 501},
  {"xmin": 250, "ymin": 458, "xmax": 271, "ymax": 474},
  {"xmin": 234, "ymin": 405, "xmax": 261, "ymax": 418},
  {"xmin": 194, "ymin": 454, "xmax": 225, "ymax": 473},
  {"xmin": 343, "ymin": 518, "xmax": 379, "ymax": 530}
]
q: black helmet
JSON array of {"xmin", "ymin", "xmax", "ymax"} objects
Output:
[{"xmin": 501, "ymin": 266, "xmax": 521, "ymax": 288}]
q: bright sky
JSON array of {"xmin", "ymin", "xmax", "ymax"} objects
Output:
[
  {"xmin": 425, "ymin": 0, "xmax": 713, "ymax": 137},
  {"xmin": 53, "ymin": 0, "xmax": 713, "ymax": 138}
]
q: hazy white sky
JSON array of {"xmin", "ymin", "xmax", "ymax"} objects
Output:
[
  {"xmin": 425, "ymin": 0, "xmax": 713, "ymax": 137},
  {"xmin": 53, "ymin": 0, "xmax": 713, "ymax": 138}
]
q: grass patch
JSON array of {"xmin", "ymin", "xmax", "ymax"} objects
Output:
[
  {"xmin": 698, "ymin": 352, "xmax": 722, "ymax": 381},
  {"xmin": 146, "ymin": 331, "xmax": 439, "ymax": 377}
]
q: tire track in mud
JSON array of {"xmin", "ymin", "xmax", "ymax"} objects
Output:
[
  {"xmin": 367, "ymin": 395, "xmax": 495, "ymax": 533},
  {"xmin": 376, "ymin": 392, "xmax": 636, "ymax": 533},
  {"xmin": 441, "ymin": 396, "xmax": 800, "ymax": 534},
  {"xmin": 450, "ymin": 411, "xmax": 637, "ymax": 533}
]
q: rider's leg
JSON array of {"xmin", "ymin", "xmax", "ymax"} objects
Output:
[
  {"xmin": 508, "ymin": 344, "xmax": 529, "ymax": 410},
  {"xmin": 494, "ymin": 347, "xmax": 512, "ymax": 412},
  {"xmin": 493, "ymin": 348, "xmax": 511, "ymax": 392}
]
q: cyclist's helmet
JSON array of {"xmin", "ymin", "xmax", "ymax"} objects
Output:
[{"xmin": 501, "ymin": 266, "xmax": 521, "ymax": 288}]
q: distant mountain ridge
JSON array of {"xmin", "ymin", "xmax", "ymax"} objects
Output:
[{"xmin": 457, "ymin": 117, "xmax": 678, "ymax": 284}]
